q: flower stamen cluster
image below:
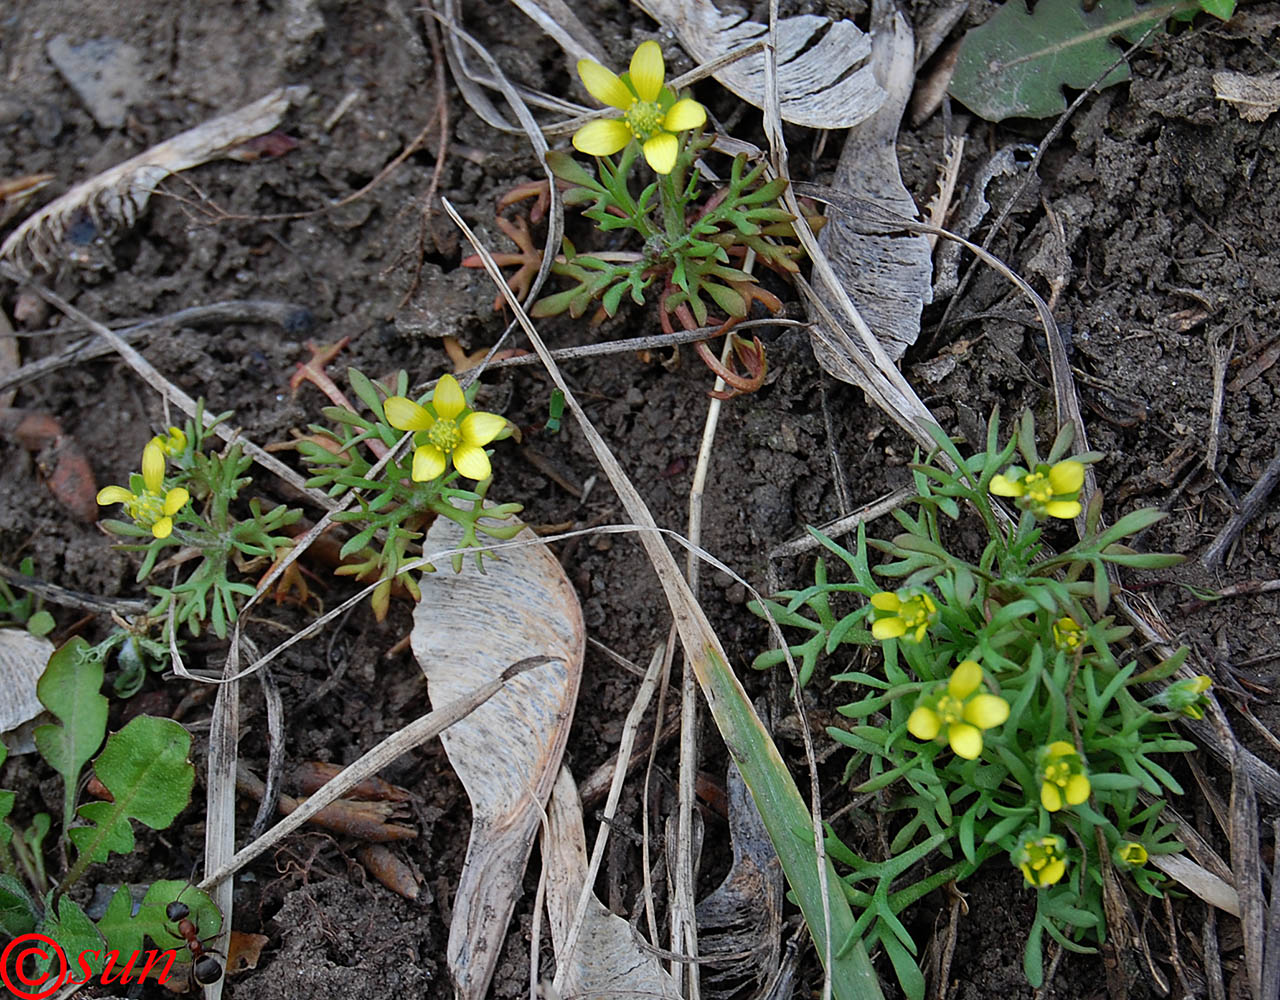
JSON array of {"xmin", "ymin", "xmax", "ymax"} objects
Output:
[
  {"xmin": 907, "ymin": 659, "xmax": 1010, "ymax": 760},
  {"xmin": 96, "ymin": 440, "xmax": 190, "ymax": 539},
  {"xmin": 990, "ymin": 459, "xmax": 1085, "ymax": 519}
]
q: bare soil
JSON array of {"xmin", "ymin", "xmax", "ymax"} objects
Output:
[{"xmin": 2, "ymin": 1, "xmax": 1278, "ymax": 998}]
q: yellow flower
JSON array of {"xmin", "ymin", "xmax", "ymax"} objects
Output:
[
  {"xmin": 1117, "ymin": 841, "xmax": 1148, "ymax": 867},
  {"xmin": 1014, "ymin": 832, "xmax": 1068, "ymax": 887},
  {"xmin": 384, "ymin": 375, "xmax": 507, "ymax": 482},
  {"xmin": 572, "ymin": 40, "xmax": 707, "ymax": 174},
  {"xmin": 907, "ymin": 659, "xmax": 1010, "ymax": 760},
  {"xmin": 990, "ymin": 460, "xmax": 1085, "ymax": 519},
  {"xmin": 1038, "ymin": 741, "xmax": 1091, "ymax": 812},
  {"xmin": 150, "ymin": 426, "xmax": 188, "ymax": 457},
  {"xmin": 868, "ymin": 589, "xmax": 937, "ymax": 642},
  {"xmin": 96, "ymin": 440, "xmax": 190, "ymax": 539},
  {"xmin": 1052, "ymin": 616, "xmax": 1085, "ymax": 652}
]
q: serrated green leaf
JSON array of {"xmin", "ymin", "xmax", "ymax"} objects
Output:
[
  {"xmin": 0, "ymin": 874, "xmax": 38, "ymax": 936},
  {"xmin": 33, "ymin": 638, "xmax": 108, "ymax": 832},
  {"xmin": 69, "ymin": 717, "xmax": 194, "ymax": 866},
  {"xmin": 97, "ymin": 880, "xmax": 221, "ymax": 959},
  {"xmin": 950, "ymin": 0, "xmax": 1195, "ymax": 121},
  {"xmin": 40, "ymin": 895, "xmax": 106, "ymax": 976}
]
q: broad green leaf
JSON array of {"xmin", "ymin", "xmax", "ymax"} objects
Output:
[
  {"xmin": 97, "ymin": 880, "xmax": 221, "ymax": 959},
  {"xmin": 0, "ymin": 873, "xmax": 38, "ymax": 936},
  {"xmin": 33, "ymin": 638, "xmax": 108, "ymax": 832},
  {"xmin": 950, "ymin": 0, "xmax": 1199, "ymax": 122},
  {"xmin": 39, "ymin": 894, "xmax": 106, "ymax": 977},
  {"xmin": 68, "ymin": 717, "xmax": 194, "ymax": 866}
]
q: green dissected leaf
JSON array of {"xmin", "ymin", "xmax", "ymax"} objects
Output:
[
  {"xmin": 0, "ymin": 874, "xmax": 38, "ymax": 936},
  {"xmin": 950, "ymin": 0, "xmax": 1199, "ymax": 122},
  {"xmin": 40, "ymin": 895, "xmax": 106, "ymax": 977},
  {"xmin": 33, "ymin": 638, "xmax": 108, "ymax": 832},
  {"xmin": 68, "ymin": 717, "xmax": 194, "ymax": 866},
  {"xmin": 97, "ymin": 880, "xmax": 221, "ymax": 960}
]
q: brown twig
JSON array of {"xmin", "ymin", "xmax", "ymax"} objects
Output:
[{"xmin": 1201, "ymin": 441, "xmax": 1280, "ymax": 569}]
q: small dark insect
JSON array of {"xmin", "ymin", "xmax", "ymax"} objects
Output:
[{"xmin": 166, "ymin": 898, "xmax": 224, "ymax": 986}]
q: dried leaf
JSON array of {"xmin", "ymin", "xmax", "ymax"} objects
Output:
[
  {"xmin": 411, "ymin": 514, "xmax": 583, "ymax": 1000},
  {"xmin": 696, "ymin": 761, "xmax": 785, "ymax": 998},
  {"xmin": 542, "ymin": 766, "xmax": 681, "ymax": 998},
  {"xmin": 812, "ymin": 11, "xmax": 932, "ymax": 368},
  {"xmin": 633, "ymin": 0, "xmax": 886, "ymax": 129},
  {"xmin": 0, "ymin": 86, "xmax": 308, "ymax": 271},
  {"xmin": 0, "ymin": 629, "xmax": 55, "ymax": 752},
  {"xmin": 1212, "ymin": 70, "xmax": 1280, "ymax": 121}
]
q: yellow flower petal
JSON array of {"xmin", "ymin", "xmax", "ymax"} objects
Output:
[
  {"xmin": 965, "ymin": 694, "xmax": 1010, "ymax": 730},
  {"xmin": 142, "ymin": 440, "xmax": 166, "ymax": 494},
  {"xmin": 453, "ymin": 443, "xmax": 492, "ymax": 481},
  {"xmin": 152, "ymin": 516, "xmax": 174, "ymax": 540},
  {"xmin": 461, "ymin": 411, "xmax": 507, "ymax": 448},
  {"xmin": 1049, "ymin": 460, "xmax": 1085, "ymax": 494},
  {"xmin": 989, "ymin": 473, "xmax": 1024, "ymax": 497},
  {"xmin": 572, "ymin": 118, "xmax": 633, "ymax": 156},
  {"xmin": 432, "ymin": 374, "xmax": 466, "ymax": 420},
  {"xmin": 629, "ymin": 41, "xmax": 665, "ymax": 102},
  {"xmin": 642, "ymin": 132, "xmax": 678, "ymax": 174},
  {"xmin": 163, "ymin": 488, "xmax": 189, "ymax": 516},
  {"xmin": 948, "ymin": 659, "xmax": 983, "ymax": 699},
  {"xmin": 1041, "ymin": 782, "xmax": 1064, "ymax": 812},
  {"xmin": 872, "ymin": 617, "xmax": 906, "ymax": 640},
  {"xmin": 1046, "ymin": 740, "xmax": 1075, "ymax": 759},
  {"xmin": 1019, "ymin": 861, "xmax": 1035, "ymax": 883},
  {"xmin": 663, "ymin": 97, "xmax": 706, "ymax": 132},
  {"xmin": 1044, "ymin": 499, "xmax": 1082, "ymax": 519},
  {"xmin": 577, "ymin": 59, "xmax": 634, "ymax": 110},
  {"xmin": 1040, "ymin": 858, "xmax": 1066, "ymax": 885},
  {"xmin": 384, "ymin": 396, "xmax": 434, "ymax": 432},
  {"xmin": 97, "ymin": 485, "xmax": 135, "ymax": 506},
  {"xmin": 870, "ymin": 592, "xmax": 901, "ymax": 611},
  {"xmin": 412, "ymin": 445, "xmax": 446, "ymax": 482},
  {"xmin": 907, "ymin": 706, "xmax": 941, "ymax": 741},
  {"xmin": 948, "ymin": 723, "xmax": 983, "ymax": 760},
  {"xmin": 1066, "ymin": 773, "xmax": 1091, "ymax": 805}
]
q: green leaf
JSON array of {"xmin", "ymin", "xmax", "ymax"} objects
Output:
[
  {"xmin": 40, "ymin": 895, "xmax": 106, "ymax": 976},
  {"xmin": 544, "ymin": 149, "xmax": 603, "ymax": 190},
  {"xmin": 33, "ymin": 638, "xmax": 108, "ymax": 832},
  {"xmin": 68, "ymin": 717, "xmax": 194, "ymax": 866},
  {"xmin": 1197, "ymin": 0, "xmax": 1234, "ymax": 18},
  {"xmin": 27, "ymin": 610, "xmax": 55, "ymax": 637},
  {"xmin": 950, "ymin": 1, "xmax": 1196, "ymax": 121},
  {"xmin": 347, "ymin": 368, "xmax": 387, "ymax": 419},
  {"xmin": 97, "ymin": 880, "xmax": 221, "ymax": 959},
  {"xmin": 0, "ymin": 874, "xmax": 38, "ymax": 936}
]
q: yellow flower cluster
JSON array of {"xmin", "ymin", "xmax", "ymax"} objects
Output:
[
  {"xmin": 96, "ymin": 440, "xmax": 190, "ymax": 539},
  {"xmin": 868, "ymin": 589, "xmax": 937, "ymax": 643},
  {"xmin": 1015, "ymin": 833, "xmax": 1068, "ymax": 887},
  {"xmin": 572, "ymin": 41, "xmax": 707, "ymax": 175},
  {"xmin": 1038, "ymin": 741, "xmax": 1091, "ymax": 812},
  {"xmin": 990, "ymin": 460, "xmax": 1085, "ymax": 520},
  {"xmin": 384, "ymin": 375, "xmax": 507, "ymax": 483},
  {"xmin": 907, "ymin": 660, "xmax": 1010, "ymax": 760}
]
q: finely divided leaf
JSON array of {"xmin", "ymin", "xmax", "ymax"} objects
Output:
[{"xmin": 949, "ymin": 0, "xmax": 1192, "ymax": 121}]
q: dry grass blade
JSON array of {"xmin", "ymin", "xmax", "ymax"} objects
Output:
[
  {"xmin": 444, "ymin": 197, "xmax": 883, "ymax": 1000},
  {"xmin": 1231, "ymin": 757, "xmax": 1264, "ymax": 1000},
  {"xmin": 197, "ymin": 656, "xmax": 554, "ymax": 889},
  {"xmin": 0, "ymin": 266, "xmax": 339, "ymax": 512},
  {"xmin": 507, "ymin": 0, "xmax": 605, "ymax": 64},
  {"xmin": 0, "ymin": 87, "xmax": 308, "ymax": 271}
]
